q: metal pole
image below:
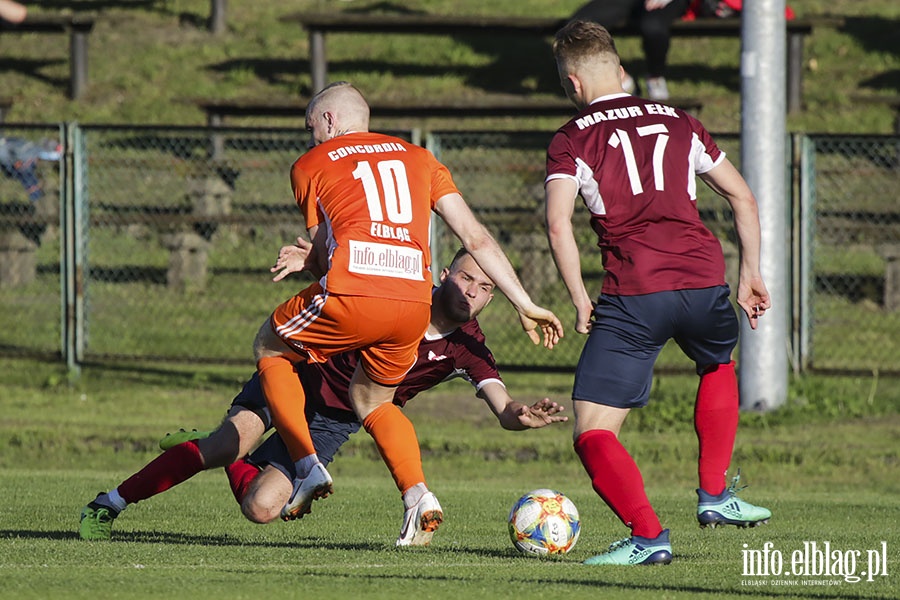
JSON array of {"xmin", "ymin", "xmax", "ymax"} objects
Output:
[
  {"xmin": 70, "ymin": 28, "xmax": 88, "ymax": 99},
  {"xmin": 310, "ymin": 30, "xmax": 327, "ymax": 93},
  {"xmin": 739, "ymin": 0, "xmax": 789, "ymax": 410},
  {"xmin": 425, "ymin": 131, "xmax": 443, "ymax": 285},
  {"xmin": 62, "ymin": 122, "xmax": 83, "ymax": 376},
  {"xmin": 210, "ymin": 0, "xmax": 227, "ymax": 35}
]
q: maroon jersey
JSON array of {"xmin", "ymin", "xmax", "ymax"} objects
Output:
[
  {"xmin": 299, "ymin": 318, "xmax": 501, "ymax": 413},
  {"xmin": 546, "ymin": 93, "xmax": 727, "ymax": 295}
]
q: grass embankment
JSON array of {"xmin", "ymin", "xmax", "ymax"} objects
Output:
[{"xmin": 1, "ymin": 0, "xmax": 898, "ymax": 133}]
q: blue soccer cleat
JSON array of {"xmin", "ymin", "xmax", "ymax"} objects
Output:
[
  {"xmin": 583, "ymin": 529, "xmax": 673, "ymax": 566},
  {"xmin": 697, "ymin": 469, "xmax": 771, "ymax": 528}
]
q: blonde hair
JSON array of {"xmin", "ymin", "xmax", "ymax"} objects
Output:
[{"xmin": 553, "ymin": 20, "xmax": 621, "ymax": 75}]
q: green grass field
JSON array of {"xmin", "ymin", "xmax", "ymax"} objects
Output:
[
  {"xmin": 1, "ymin": 357, "xmax": 898, "ymax": 599},
  {"xmin": 2, "ymin": 1, "xmax": 899, "ymax": 596}
]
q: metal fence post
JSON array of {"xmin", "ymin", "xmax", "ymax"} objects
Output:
[
  {"xmin": 209, "ymin": 0, "xmax": 227, "ymax": 35},
  {"xmin": 425, "ymin": 131, "xmax": 445, "ymax": 284},
  {"xmin": 797, "ymin": 134, "xmax": 815, "ymax": 372},
  {"xmin": 62, "ymin": 122, "xmax": 85, "ymax": 375}
]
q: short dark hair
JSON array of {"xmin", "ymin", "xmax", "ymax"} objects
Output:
[{"xmin": 448, "ymin": 247, "xmax": 470, "ymax": 268}]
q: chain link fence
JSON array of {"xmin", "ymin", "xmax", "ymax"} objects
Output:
[
  {"xmin": 0, "ymin": 125, "xmax": 896, "ymax": 375},
  {"xmin": 0, "ymin": 124, "xmax": 64, "ymax": 358},
  {"xmin": 800, "ymin": 135, "xmax": 899, "ymax": 372},
  {"xmin": 76, "ymin": 126, "xmax": 307, "ymax": 363}
]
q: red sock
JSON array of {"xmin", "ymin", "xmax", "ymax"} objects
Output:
[
  {"xmin": 362, "ymin": 403, "xmax": 425, "ymax": 494},
  {"xmin": 574, "ymin": 429, "xmax": 662, "ymax": 539},
  {"xmin": 224, "ymin": 459, "xmax": 261, "ymax": 505},
  {"xmin": 695, "ymin": 361, "xmax": 739, "ymax": 495},
  {"xmin": 117, "ymin": 440, "xmax": 204, "ymax": 505}
]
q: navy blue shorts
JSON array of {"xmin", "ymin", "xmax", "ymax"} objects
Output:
[
  {"xmin": 573, "ymin": 286, "xmax": 738, "ymax": 409},
  {"xmin": 230, "ymin": 372, "xmax": 273, "ymax": 428},
  {"xmin": 231, "ymin": 372, "xmax": 361, "ymax": 479},
  {"xmin": 247, "ymin": 410, "xmax": 360, "ymax": 480}
]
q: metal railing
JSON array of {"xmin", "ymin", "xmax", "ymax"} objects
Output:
[{"xmin": 1, "ymin": 124, "xmax": 896, "ymax": 375}]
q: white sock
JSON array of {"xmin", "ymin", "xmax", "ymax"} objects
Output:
[
  {"xmin": 293, "ymin": 454, "xmax": 321, "ymax": 479},
  {"xmin": 402, "ymin": 483, "xmax": 429, "ymax": 510},
  {"xmin": 104, "ymin": 488, "xmax": 128, "ymax": 513}
]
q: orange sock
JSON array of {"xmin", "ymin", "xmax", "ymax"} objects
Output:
[
  {"xmin": 257, "ymin": 356, "xmax": 314, "ymax": 461},
  {"xmin": 362, "ymin": 403, "xmax": 425, "ymax": 494}
]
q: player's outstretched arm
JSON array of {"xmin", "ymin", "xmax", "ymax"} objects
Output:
[
  {"xmin": 478, "ymin": 381, "xmax": 567, "ymax": 431},
  {"xmin": 435, "ymin": 193, "xmax": 564, "ymax": 348}
]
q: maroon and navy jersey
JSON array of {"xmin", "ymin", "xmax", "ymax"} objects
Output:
[
  {"xmin": 546, "ymin": 93, "xmax": 727, "ymax": 295},
  {"xmin": 299, "ymin": 317, "xmax": 501, "ymax": 413}
]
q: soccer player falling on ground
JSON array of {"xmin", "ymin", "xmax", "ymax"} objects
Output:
[
  {"xmin": 82, "ymin": 82, "xmax": 564, "ymax": 544},
  {"xmin": 79, "ymin": 251, "xmax": 564, "ymax": 543},
  {"xmin": 544, "ymin": 20, "xmax": 772, "ymax": 565}
]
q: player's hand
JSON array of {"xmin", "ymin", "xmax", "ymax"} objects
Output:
[
  {"xmin": 737, "ymin": 274, "xmax": 771, "ymax": 330},
  {"xmin": 574, "ymin": 301, "xmax": 595, "ymax": 335},
  {"xmin": 518, "ymin": 305, "xmax": 564, "ymax": 349},
  {"xmin": 645, "ymin": 0, "xmax": 675, "ymax": 10},
  {"xmin": 515, "ymin": 398, "xmax": 568, "ymax": 429},
  {"xmin": 271, "ymin": 237, "xmax": 314, "ymax": 282}
]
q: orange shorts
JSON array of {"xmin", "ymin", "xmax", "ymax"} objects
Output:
[{"xmin": 270, "ymin": 282, "xmax": 430, "ymax": 385}]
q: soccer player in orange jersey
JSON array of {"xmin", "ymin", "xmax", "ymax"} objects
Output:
[{"xmin": 253, "ymin": 82, "xmax": 564, "ymax": 539}]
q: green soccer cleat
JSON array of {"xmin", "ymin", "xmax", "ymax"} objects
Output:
[
  {"xmin": 159, "ymin": 428, "xmax": 211, "ymax": 451},
  {"xmin": 79, "ymin": 500, "xmax": 118, "ymax": 541},
  {"xmin": 697, "ymin": 469, "xmax": 772, "ymax": 529},
  {"xmin": 583, "ymin": 529, "xmax": 673, "ymax": 566}
]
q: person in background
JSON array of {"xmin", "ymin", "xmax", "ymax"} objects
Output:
[
  {"xmin": 569, "ymin": 0, "xmax": 690, "ymax": 101},
  {"xmin": 681, "ymin": 0, "xmax": 795, "ymax": 21},
  {"xmin": 544, "ymin": 20, "xmax": 772, "ymax": 565},
  {"xmin": 0, "ymin": 0, "xmax": 26, "ymax": 23}
]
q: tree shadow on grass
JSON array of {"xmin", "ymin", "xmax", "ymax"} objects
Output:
[
  {"xmin": 0, "ymin": 58, "xmax": 66, "ymax": 91},
  {"xmin": 201, "ymin": 0, "xmax": 741, "ymax": 100},
  {"xmin": 840, "ymin": 16, "xmax": 900, "ymax": 94},
  {"xmin": 341, "ymin": 1, "xmax": 428, "ymax": 17},
  {"xmin": 207, "ymin": 58, "xmax": 307, "ymax": 90},
  {"xmin": 0, "ymin": 528, "xmax": 382, "ymax": 551}
]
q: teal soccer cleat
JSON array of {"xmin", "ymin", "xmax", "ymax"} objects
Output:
[
  {"xmin": 698, "ymin": 470, "xmax": 771, "ymax": 528},
  {"xmin": 583, "ymin": 529, "xmax": 673, "ymax": 566}
]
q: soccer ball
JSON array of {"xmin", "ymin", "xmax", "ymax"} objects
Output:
[{"xmin": 508, "ymin": 489, "xmax": 580, "ymax": 556}]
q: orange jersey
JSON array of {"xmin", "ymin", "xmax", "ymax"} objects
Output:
[{"xmin": 291, "ymin": 131, "xmax": 460, "ymax": 304}]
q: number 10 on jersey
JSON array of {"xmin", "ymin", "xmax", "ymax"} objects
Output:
[{"xmin": 353, "ymin": 160, "xmax": 413, "ymax": 224}]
